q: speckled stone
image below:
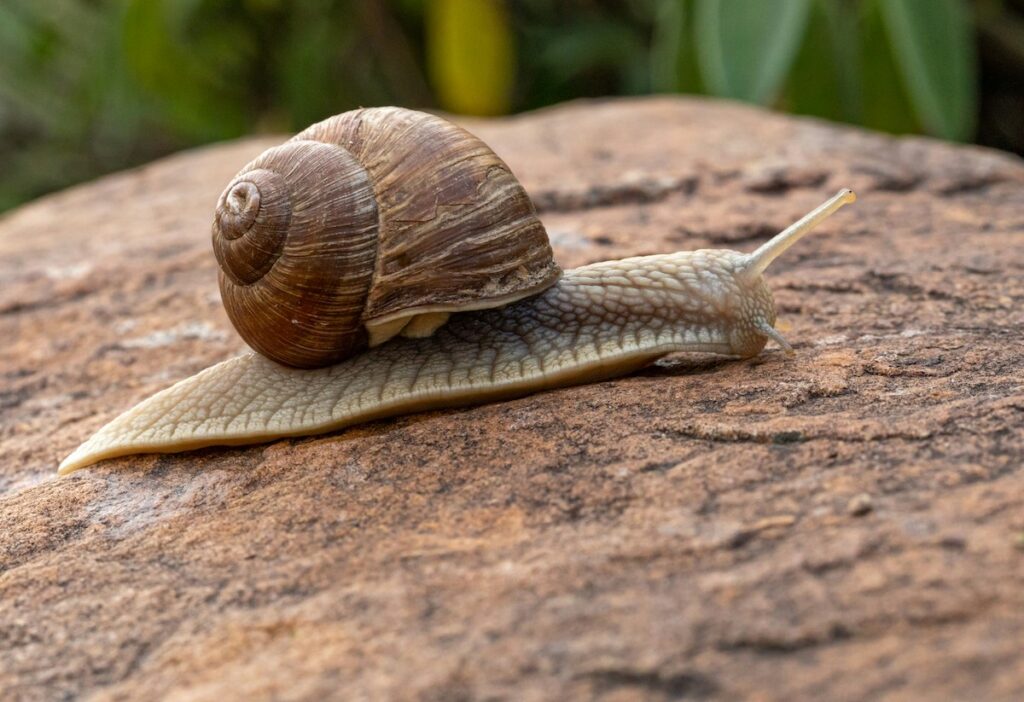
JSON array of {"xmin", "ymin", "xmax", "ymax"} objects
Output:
[{"xmin": 1, "ymin": 97, "xmax": 1023, "ymax": 701}]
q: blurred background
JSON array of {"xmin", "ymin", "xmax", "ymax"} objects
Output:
[{"xmin": 0, "ymin": 0, "xmax": 1021, "ymax": 213}]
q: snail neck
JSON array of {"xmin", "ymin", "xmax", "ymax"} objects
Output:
[{"xmin": 545, "ymin": 251, "xmax": 773, "ymax": 358}]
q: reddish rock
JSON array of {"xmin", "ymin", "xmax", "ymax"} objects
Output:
[{"xmin": 1, "ymin": 97, "xmax": 1022, "ymax": 700}]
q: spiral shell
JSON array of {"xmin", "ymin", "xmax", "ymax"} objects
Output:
[{"xmin": 212, "ymin": 107, "xmax": 561, "ymax": 368}]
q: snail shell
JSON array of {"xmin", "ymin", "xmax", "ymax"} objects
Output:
[{"xmin": 212, "ymin": 107, "xmax": 561, "ymax": 368}]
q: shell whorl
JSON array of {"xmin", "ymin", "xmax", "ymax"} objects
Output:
[
  {"xmin": 213, "ymin": 140, "xmax": 380, "ymax": 369},
  {"xmin": 291, "ymin": 107, "xmax": 561, "ymax": 329},
  {"xmin": 213, "ymin": 169, "xmax": 291, "ymax": 285},
  {"xmin": 217, "ymin": 181, "xmax": 260, "ymax": 239}
]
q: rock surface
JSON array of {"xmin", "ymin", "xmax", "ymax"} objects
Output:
[{"xmin": 2, "ymin": 97, "xmax": 1023, "ymax": 701}]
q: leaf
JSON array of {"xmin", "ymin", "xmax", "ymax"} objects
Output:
[
  {"xmin": 783, "ymin": 1, "xmax": 844, "ymax": 120},
  {"xmin": 275, "ymin": 4, "xmax": 353, "ymax": 127},
  {"xmin": 650, "ymin": 0, "xmax": 684, "ymax": 92},
  {"xmin": 426, "ymin": 0, "xmax": 515, "ymax": 115},
  {"xmin": 859, "ymin": 0, "xmax": 920, "ymax": 135},
  {"xmin": 783, "ymin": 0, "xmax": 863, "ymax": 123},
  {"xmin": 695, "ymin": 0, "xmax": 812, "ymax": 104},
  {"xmin": 650, "ymin": 0, "xmax": 703, "ymax": 94},
  {"xmin": 536, "ymin": 20, "xmax": 646, "ymax": 85},
  {"xmin": 878, "ymin": 0, "xmax": 977, "ymax": 141}
]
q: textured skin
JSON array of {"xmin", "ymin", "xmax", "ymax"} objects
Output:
[{"xmin": 58, "ymin": 250, "xmax": 774, "ymax": 473}]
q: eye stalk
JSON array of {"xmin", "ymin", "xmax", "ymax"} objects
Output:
[
  {"xmin": 737, "ymin": 189, "xmax": 857, "ymax": 355},
  {"xmin": 756, "ymin": 320, "xmax": 794, "ymax": 355},
  {"xmin": 744, "ymin": 189, "xmax": 857, "ymax": 279}
]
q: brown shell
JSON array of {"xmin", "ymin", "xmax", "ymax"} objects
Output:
[{"xmin": 212, "ymin": 107, "xmax": 560, "ymax": 369}]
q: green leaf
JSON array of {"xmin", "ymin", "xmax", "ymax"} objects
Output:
[
  {"xmin": 784, "ymin": 0, "xmax": 863, "ymax": 123},
  {"xmin": 859, "ymin": 0, "xmax": 920, "ymax": 134},
  {"xmin": 878, "ymin": 0, "xmax": 977, "ymax": 141},
  {"xmin": 784, "ymin": 1, "xmax": 844, "ymax": 121},
  {"xmin": 695, "ymin": 0, "xmax": 812, "ymax": 104},
  {"xmin": 650, "ymin": 0, "xmax": 684, "ymax": 92},
  {"xmin": 536, "ymin": 20, "xmax": 646, "ymax": 86},
  {"xmin": 275, "ymin": 4, "xmax": 353, "ymax": 128},
  {"xmin": 426, "ymin": 0, "xmax": 515, "ymax": 115},
  {"xmin": 650, "ymin": 0, "xmax": 703, "ymax": 94}
]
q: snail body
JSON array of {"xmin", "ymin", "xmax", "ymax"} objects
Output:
[{"xmin": 58, "ymin": 187, "xmax": 855, "ymax": 475}]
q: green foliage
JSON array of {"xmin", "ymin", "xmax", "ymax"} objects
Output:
[
  {"xmin": 858, "ymin": 0, "xmax": 922, "ymax": 134},
  {"xmin": 0, "ymin": 0, "xmax": 1000, "ymax": 213},
  {"xmin": 651, "ymin": 0, "xmax": 979, "ymax": 142},
  {"xmin": 694, "ymin": 0, "xmax": 812, "ymax": 104},
  {"xmin": 879, "ymin": 0, "xmax": 977, "ymax": 140},
  {"xmin": 784, "ymin": 0, "xmax": 862, "ymax": 123},
  {"xmin": 121, "ymin": 0, "xmax": 250, "ymax": 140}
]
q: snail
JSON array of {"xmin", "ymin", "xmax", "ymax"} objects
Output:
[{"xmin": 58, "ymin": 107, "xmax": 856, "ymax": 475}]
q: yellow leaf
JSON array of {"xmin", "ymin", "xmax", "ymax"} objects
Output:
[{"xmin": 426, "ymin": 0, "xmax": 515, "ymax": 116}]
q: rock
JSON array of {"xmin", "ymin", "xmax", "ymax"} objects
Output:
[
  {"xmin": 847, "ymin": 493, "xmax": 874, "ymax": 517},
  {"xmin": 2, "ymin": 97, "xmax": 1023, "ymax": 700}
]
